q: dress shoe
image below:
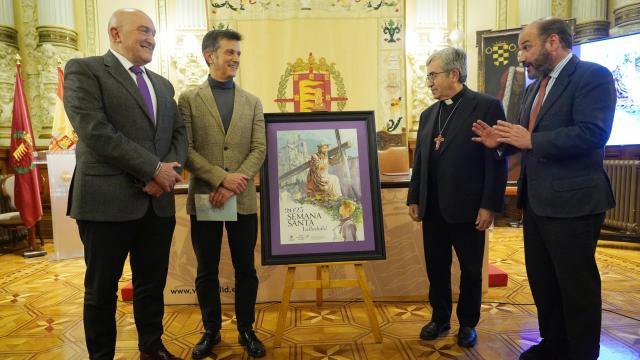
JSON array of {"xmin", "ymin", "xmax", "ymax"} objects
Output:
[
  {"xmin": 140, "ymin": 344, "xmax": 182, "ymax": 360},
  {"xmin": 419, "ymin": 321, "xmax": 451, "ymax": 340},
  {"xmin": 238, "ymin": 329, "xmax": 266, "ymax": 358},
  {"xmin": 457, "ymin": 326, "xmax": 477, "ymax": 347},
  {"xmin": 191, "ymin": 330, "xmax": 221, "ymax": 359},
  {"xmin": 519, "ymin": 340, "xmax": 554, "ymax": 360}
]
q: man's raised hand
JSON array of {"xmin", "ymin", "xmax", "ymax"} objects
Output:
[{"xmin": 472, "ymin": 120, "xmax": 501, "ymax": 148}]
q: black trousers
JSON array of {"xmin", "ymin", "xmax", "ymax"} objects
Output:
[
  {"xmin": 422, "ymin": 210, "xmax": 485, "ymax": 327},
  {"xmin": 190, "ymin": 214, "xmax": 259, "ymax": 332},
  {"xmin": 523, "ymin": 201, "xmax": 604, "ymax": 360},
  {"xmin": 77, "ymin": 206, "xmax": 175, "ymax": 360}
]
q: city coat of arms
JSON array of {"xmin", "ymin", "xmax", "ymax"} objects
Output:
[{"xmin": 274, "ymin": 53, "xmax": 348, "ymax": 112}]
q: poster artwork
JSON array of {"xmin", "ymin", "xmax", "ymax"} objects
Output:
[{"xmin": 276, "ymin": 128, "xmax": 365, "ymax": 245}]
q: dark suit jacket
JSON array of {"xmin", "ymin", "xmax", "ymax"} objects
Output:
[
  {"xmin": 509, "ymin": 55, "xmax": 616, "ymax": 217},
  {"xmin": 407, "ymin": 88, "xmax": 508, "ymax": 223},
  {"xmin": 64, "ymin": 51, "xmax": 187, "ymax": 221}
]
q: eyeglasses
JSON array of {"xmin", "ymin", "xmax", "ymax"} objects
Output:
[{"xmin": 426, "ymin": 71, "xmax": 448, "ymax": 82}]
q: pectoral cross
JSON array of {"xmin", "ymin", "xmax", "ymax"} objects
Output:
[{"xmin": 434, "ymin": 134, "xmax": 444, "ymax": 150}]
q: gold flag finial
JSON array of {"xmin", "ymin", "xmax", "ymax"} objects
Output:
[
  {"xmin": 15, "ymin": 53, "xmax": 21, "ymax": 65},
  {"xmin": 56, "ymin": 57, "xmax": 62, "ymax": 67}
]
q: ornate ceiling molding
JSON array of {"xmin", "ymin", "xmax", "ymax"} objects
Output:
[
  {"xmin": 614, "ymin": 3, "xmax": 640, "ymax": 28},
  {"xmin": 0, "ymin": 25, "xmax": 18, "ymax": 48},
  {"xmin": 37, "ymin": 26, "xmax": 78, "ymax": 49},
  {"xmin": 574, "ymin": 20, "xmax": 609, "ymax": 44}
]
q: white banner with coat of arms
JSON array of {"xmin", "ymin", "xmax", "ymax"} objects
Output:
[{"xmin": 206, "ymin": 0, "xmax": 406, "ymax": 133}]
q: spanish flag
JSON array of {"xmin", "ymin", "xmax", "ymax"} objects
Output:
[
  {"xmin": 10, "ymin": 63, "xmax": 43, "ymax": 228},
  {"xmin": 48, "ymin": 66, "xmax": 77, "ymax": 151}
]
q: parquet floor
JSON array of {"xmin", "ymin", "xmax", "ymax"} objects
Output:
[{"xmin": 0, "ymin": 227, "xmax": 639, "ymax": 359}]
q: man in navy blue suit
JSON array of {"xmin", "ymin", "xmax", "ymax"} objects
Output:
[{"xmin": 472, "ymin": 17, "xmax": 616, "ymax": 360}]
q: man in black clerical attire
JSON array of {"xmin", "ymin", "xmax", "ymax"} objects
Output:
[{"xmin": 407, "ymin": 47, "xmax": 507, "ymax": 347}]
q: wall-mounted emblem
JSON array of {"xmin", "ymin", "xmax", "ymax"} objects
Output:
[
  {"xmin": 274, "ymin": 53, "xmax": 348, "ymax": 112},
  {"xmin": 485, "ymin": 41, "xmax": 517, "ymax": 66}
]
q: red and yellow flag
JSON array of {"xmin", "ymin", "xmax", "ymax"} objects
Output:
[
  {"xmin": 49, "ymin": 66, "xmax": 77, "ymax": 151},
  {"xmin": 9, "ymin": 63, "xmax": 43, "ymax": 228}
]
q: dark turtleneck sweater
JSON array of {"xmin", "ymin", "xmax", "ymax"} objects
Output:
[{"xmin": 207, "ymin": 75, "xmax": 235, "ymax": 133}]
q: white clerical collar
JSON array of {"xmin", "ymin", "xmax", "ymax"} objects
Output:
[{"xmin": 444, "ymin": 98, "xmax": 454, "ymax": 105}]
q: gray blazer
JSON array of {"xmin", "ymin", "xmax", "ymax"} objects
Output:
[
  {"xmin": 64, "ymin": 51, "xmax": 187, "ymax": 221},
  {"xmin": 178, "ymin": 81, "xmax": 266, "ymax": 215}
]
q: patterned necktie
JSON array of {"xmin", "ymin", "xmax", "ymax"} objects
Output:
[
  {"xmin": 129, "ymin": 65, "xmax": 155, "ymax": 124},
  {"xmin": 528, "ymin": 75, "xmax": 550, "ymax": 132}
]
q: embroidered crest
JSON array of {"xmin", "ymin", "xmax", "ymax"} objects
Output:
[{"xmin": 11, "ymin": 131, "xmax": 36, "ymax": 174}]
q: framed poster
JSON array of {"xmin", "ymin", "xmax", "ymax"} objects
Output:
[{"xmin": 260, "ymin": 111, "xmax": 385, "ymax": 265}]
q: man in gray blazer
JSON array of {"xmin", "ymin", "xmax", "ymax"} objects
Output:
[
  {"xmin": 64, "ymin": 8, "xmax": 186, "ymax": 360},
  {"xmin": 178, "ymin": 30, "xmax": 266, "ymax": 359}
]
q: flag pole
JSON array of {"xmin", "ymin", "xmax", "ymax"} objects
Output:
[
  {"xmin": 24, "ymin": 55, "xmax": 46, "ymax": 258},
  {"xmin": 12, "ymin": 54, "xmax": 46, "ymax": 258}
]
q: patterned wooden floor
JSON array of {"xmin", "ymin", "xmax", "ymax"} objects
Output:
[{"xmin": 0, "ymin": 227, "xmax": 639, "ymax": 359}]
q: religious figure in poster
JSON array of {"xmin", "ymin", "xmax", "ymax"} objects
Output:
[
  {"xmin": 306, "ymin": 143, "xmax": 342, "ymax": 199},
  {"xmin": 276, "ymin": 128, "xmax": 364, "ymax": 245}
]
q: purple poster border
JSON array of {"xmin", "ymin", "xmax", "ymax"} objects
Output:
[
  {"xmin": 267, "ymin": 121, "xmax": 374, "ymax": 255},
  {"xmin": 260, "ymin": 111, "xmax": 386, "ymax": 265}
]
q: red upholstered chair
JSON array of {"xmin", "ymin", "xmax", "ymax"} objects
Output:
[{"xmin": 0, "ymin": 174, "xmax": 43, "ymax": 247}]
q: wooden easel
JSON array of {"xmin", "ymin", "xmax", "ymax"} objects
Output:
[{"xmin": 273, "ymin": 261, "xmax": 382, "ymax": 347}]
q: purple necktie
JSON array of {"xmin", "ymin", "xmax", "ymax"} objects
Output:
[{"xmin": 130, "ymin": 65, "xmax": 155, "ymax": 124}]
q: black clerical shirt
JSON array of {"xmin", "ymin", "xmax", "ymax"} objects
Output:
[{"xmin": 426, "ymin": 85, "xmax": 467, "ymax": 213}]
